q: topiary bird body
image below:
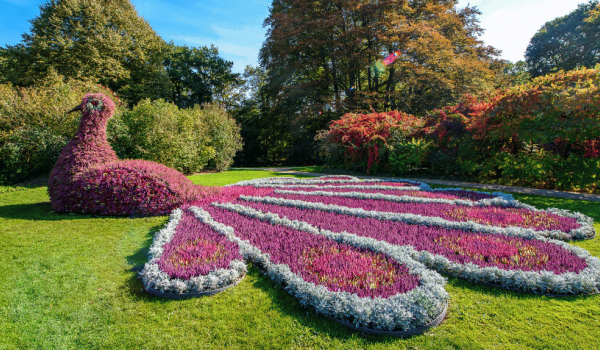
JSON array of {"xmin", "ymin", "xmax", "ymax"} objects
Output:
[{"xmin": 48, "ymin": 93, "xmax": 214, "ymax": 216}]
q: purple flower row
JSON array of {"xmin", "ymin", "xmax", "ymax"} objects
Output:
[
  {"xmin": 158, "ymin": 210, "xmax": 243, "ymax": 279},
  {"xmin": 204, "ymin": 206, "xmax": 420, "ymax": 298},
  {"xmin": 233, "ymin": 200, "xmax": 587, "ymax": 274},
  {"xmin": 264, "ymin": 192, "xmax": 581, "ymax": 232},
  {"xmin": 278, "ymin": 187, "xmax": 496, "ymax": 201}
]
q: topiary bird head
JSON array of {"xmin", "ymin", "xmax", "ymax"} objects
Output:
[{"xmin": 68, "ymin": 93, "xmax": 116, "ymax": 128}]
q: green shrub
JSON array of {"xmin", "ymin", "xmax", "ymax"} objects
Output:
[
  {"xmin": 0, "ymin": 72, "xmax": 122, "ymax": 185},
  {"xmin": 113, "ymin": 100, "xmax": 242, "ymax": 174},
  {"xmin": 0, "ymin": 127, "xmax": 68, "ymax": 184},
  {"xmin": 388, "ymin": 138, "xmax": 431, "ymax": 175},
  {"xmin": 200, "ymin": 104, "xmax": 243, "ymax": 172}
]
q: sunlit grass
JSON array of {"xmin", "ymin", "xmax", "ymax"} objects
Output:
[{"xmin": 0, "ymin": 170, "xmax": 598, "ymax": 349}]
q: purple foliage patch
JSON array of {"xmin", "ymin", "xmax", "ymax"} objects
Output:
[
  {"xmin": 205, "ymin": 206, "xmax": 420, "ymax": 298},
  {"xmin": 265, "ymin": 193, "xmax": 581, "ymax": 232},
  {"xmin": 280, "ymin": 187, "xmax": 495, "ymax": 201},
  {"xmin": 158, "ymin": 210, "xmax": 242, "ymax": 279},
  {"xmin": 233, "ymin": 200, "xmax": 588, "ymax": 274},
  {"xmin": 290, "ymin": 181, "xmax": 418, "ymax": 187}
]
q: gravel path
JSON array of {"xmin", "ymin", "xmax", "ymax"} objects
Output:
[{"xmin": 246, "ymin": 167, "xmax": 600, "ymax": 203}]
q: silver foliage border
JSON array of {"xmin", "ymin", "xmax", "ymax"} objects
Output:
[
  {"xmin": 191, "ymin": 205, "xmax": 449, "ymax": 331},
  {"xmin": 221, "ymin": 202, "xmax": 600, "ymax": 296},
  {"xmin": 139, "ymin": 208, "xmax": 247, "ymax": 294}
]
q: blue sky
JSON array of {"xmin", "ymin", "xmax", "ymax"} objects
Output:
[{"xmin": 0, "ymin": 0, "xmax": 589, "ymax": 73}]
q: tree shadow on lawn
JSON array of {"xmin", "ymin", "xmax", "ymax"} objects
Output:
[
  {"xmin": 243, "ymin": 265, "xmax": 425, "ymax": 343},
  {"xmin": 446, "ymin": 276, "xmax": 596, "ymax": 302},
  {"xmin": 0, "ymin": 201, "xmax": 145, "ymax": 221}
]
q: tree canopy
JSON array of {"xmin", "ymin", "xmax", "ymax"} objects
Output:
[
  {"xmin": 164, "ymin": 43, "xmax": 242, "ymax": 109},
  {"xmin": 525, "ymin": 0, "xmax": 600, "ymax": 78},
  {"xmin": 0, "ymin": 0, "xmax": 171, "ymax": 104},
  {"xmin": 260, "ymin": 0, "xmax": 499, "ymax": 117}
]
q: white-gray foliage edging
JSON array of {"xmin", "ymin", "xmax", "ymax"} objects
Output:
[
  {"xmin": 191, "ymin": 205, "xmax": 449, "ymax": 332},
  {"xmin": 139, "ymin": 208, "xmax": 247, "ymax": 295},
  {"xmin": 220, "ymin": 203, "xmax": 600, "ymax": 296},
  {"xmin": 240, "ymin": 193, "xmax": 594, "ymax": 243}
]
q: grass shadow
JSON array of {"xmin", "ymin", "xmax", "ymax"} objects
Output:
[{"xmin": 247, "ymin": 264, "xmax": 426, "ymax": 343}]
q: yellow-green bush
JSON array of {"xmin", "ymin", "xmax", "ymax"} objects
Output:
[
  {"xmin": 0, "ymin": 72, "xmax": 121, "ymax": 184},
  {"xmin": 112, "ymin": 100, "xmax": 242, "ymax": 174}
]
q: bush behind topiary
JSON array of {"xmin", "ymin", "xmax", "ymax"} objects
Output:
[
  {"xmin": 0, "ymin": 71, "xmax": 122, "ymax": 185},
  {"xmin": 111, "ymin": 99, "xmax": 242, "ymax": 174}
]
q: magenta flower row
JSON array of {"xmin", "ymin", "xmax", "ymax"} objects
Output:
[
  {"xmin": 233, "ymin": 200, "xmax": 587, "ymax": 274},
  {"xmin": 297, "ymin": 181, "xmax": 419, "ymax": 187},
  {"xmin": 265, "ymin": 193, "xmax": 581, "ymax": 232},
  {"xmin": 158, "ymin": 210, "xmax": 243, "ymax": 279},
  {"xmin": 280, "ymin": 187, "xmax": 495, "ymax": 201},
  {"xmin": 204, "ymin": 206, "xmax": 420, "ymax": 298}
]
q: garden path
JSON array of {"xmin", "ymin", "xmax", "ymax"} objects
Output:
[{"xmin": 245, "ymin": 167, "xmax": 600, "ymax": 203}]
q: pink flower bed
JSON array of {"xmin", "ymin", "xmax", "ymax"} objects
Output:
[
  {"xmin": 264, "ymin": 192, "xmax": 581, "ymax": 232},
  {"xmin": 281, "ymin": 187, "xmax": 495, "ymax": 201},
  {"xmin": 231, "ymin": 200, "xmax": 587, "ymax": 274},
  {"xmin": 205, "ymin": 205, "xmax": 420, "ymax": 298},
  {"xmin": 142, "ymin": 175, "xmax": 598, "ymax": 332},
  {"xmin": 158, "ymin": 210, "xmax": 242, "ymax": 279}
]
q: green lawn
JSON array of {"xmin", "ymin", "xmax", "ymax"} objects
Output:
[{"xmin": 1, "ymin": 170, "xmax": 598, "ymax": 349}]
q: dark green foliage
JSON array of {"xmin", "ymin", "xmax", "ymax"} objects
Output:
[
  {"xmin": 0, "ymin": 0, "xmax": 171, "ymax": 105},
  {"xmin": 0, "ymin": 127, "xmax": 67, "ymax": 185},
  {"xmin": 525, "ymin": 0, "xmax": 600, "ymax": 77},
  {"xmin": 164, "ymin": 43, "xmax": 242, "ymax": 109}
]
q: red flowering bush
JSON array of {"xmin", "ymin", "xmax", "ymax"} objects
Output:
[{"xmin": 318, "ymin": 111, "xmax": 423, "ymax": 173}]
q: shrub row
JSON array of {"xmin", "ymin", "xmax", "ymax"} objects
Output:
[
  {"xmin": 318, "ymin": 67, "xmax": 600, "ymax": 193},
  {"xmin": 0, "ymin": 74, "xmax": 242, "ymax": 185}
]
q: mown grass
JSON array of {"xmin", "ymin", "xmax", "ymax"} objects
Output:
[{"xmin": 0, "ymin": 170, "xmax": 598, "ymax": 349}]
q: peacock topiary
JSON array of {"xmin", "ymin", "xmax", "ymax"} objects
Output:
[{"xmin": 48, "ymin": 93, "xmax": 220, "ymax": 216}]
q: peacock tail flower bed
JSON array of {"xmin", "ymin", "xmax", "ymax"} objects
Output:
[
  {"xmin": 222, "ymin": 199, "xmax": 599, "ymax": 295},
  {"xmin": 191, "ymin": 205, "xmax": 449, "ymax": 331},
  {"xmin": 140, "ymin": 175, "xmax": 598, "ymax": 333}
]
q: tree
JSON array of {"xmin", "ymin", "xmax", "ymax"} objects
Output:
[
  {"xmin": 491, "ymin": 60, "xmax": 531, "ymax": 89},
  {"xmin": 258, "ymin": 0, "xmax": 499, "ymax": 163},
  {"xmin": 231, "ymin": 65, "xmax": 292, "ymax": 165},
  {"xmin": 164, "ymin": 43, "xmax": 242, "ymax": 109},
  {"xmin": 525, "ymin": 0, "xmax": 600, "ymax": 78},
  {"xmin": 0, "ymin": 0, "xmax": 171, "ymax": 105}
]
